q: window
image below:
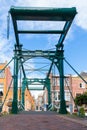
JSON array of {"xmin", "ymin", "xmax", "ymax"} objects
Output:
[
  {"xmin": 0, "ymin": 91, "xmax": 3, "ymax": 96},
  {"xmin": 58, "ymin": 92, "xmax": 60, "ymax": 100},
  {"xmin": 54, "ymin": 92, "xmax": 58, "ymax": 101},
  {"xmin": 54, "ymin": 92, "xmax": 60, "ymax": 101},
  {"xmin": 66, "ymin": 78, "xmax": 70, "ymax": 86},
  {"xmin": 56, "ymin": 78, "xmax": 60, "ymax": 86},
  {"xmin": 0, "ymin": 83, "xmax": 4, "ymax": 91},
  {"xmin": 80, "ymin": 83, "xmax": 85, "ymax": 88},
  {"xmin": 65, "ymin": 92, "xmax": 70, "ymax": 101},
  {"xmin": 52, "ymin": 78, "xmax": 56, "ymax": 86},
  {"xmin": 64, "ymin": 78, "xmax": 70, "ymax": 86}
]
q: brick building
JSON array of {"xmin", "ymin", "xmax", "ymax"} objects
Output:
[
  {"xmin": 35, "ymin": 94, "xmax": 43, "ymax": 111},
  {"xmin": 0, "ymin": 62, "xmax": 35, "ymax": 113},
  {"xmin": 0, "ymin": 62, "xmax": 12, "ymax": 112},
  {"xmin": 41, "ymin": 73, "xmax": 87, "ymax": 113}
]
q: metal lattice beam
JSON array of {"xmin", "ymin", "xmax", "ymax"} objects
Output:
[
  {"xmin": 17, "ymin": 50, "xmax": 62, "ymax": 62},
  {"xmin": 27, "ymin": 78, "xmax": 49, "ymax": 86},
  {"xmin": 9, "ymin": 6, "xmax": 77, "ymax": 47},
  {"xmin": 10, "ymin": 6, "xmax": 76, "ymax": 21},
  {"xmin": 28, "ymin": 88, "xmax": 43, "ymax": 90},
  {"xmin": 18, "ymin": 30, "xmax": 64, "ymax": 34},
  {"xmin": 9, "ymin": 6, "xmax": 77, "ymax": 114}
]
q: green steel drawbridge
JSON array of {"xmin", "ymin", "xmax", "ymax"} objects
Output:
[
  {"xmin": 22, "ymin": 78, "xmax": 51, "ymax": 107},
  {"xmin": 9, "ymin": 6, "xmax": 77, "ymax": 114}
]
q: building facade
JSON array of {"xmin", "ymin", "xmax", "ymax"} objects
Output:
[
  {"xmin": 40, "ymin": 73, "xmax": 87, "ymax": 113},
  {"xmin": 35, "ymin": 94, "xmax": 43, "ymax": 111},
  {"xmin": 0, "ymin": 62, "xmax": 35, "ymax": 113},
  {"xmin": 0, "ymin": 62, "xmax": 12, "ymax": 112}
]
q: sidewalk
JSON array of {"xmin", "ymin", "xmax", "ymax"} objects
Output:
[{"xmin": 57, "ymin": 114, "xmax": 87, "ymax": 127}]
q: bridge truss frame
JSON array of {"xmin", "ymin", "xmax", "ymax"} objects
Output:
[{"xmin": 9, "ymin": 6, "xmax": 77, "ymax": 114}]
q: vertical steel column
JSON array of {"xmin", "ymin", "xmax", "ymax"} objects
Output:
[
  {"xmin": 12, "ymin": 45, "xmax": 19, "ymax": 114},
  {"xmin": 21, "ymin": 79, "xmax": 26, "ymax": 108},
  {"xmin": 59, "ymin": 50, "xmax": 67, "ymax": 114},
  {"xmin": 21, "ymin": 78, "xmax": 28, "ymax": 108},
  {"xmin": 47, "ymin": 79, "xmax": 51, "ymax": 105}
]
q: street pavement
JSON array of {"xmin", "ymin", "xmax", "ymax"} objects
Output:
[{"xmin": 0, "ymin": 111, "xmax": 87, "ymax": 130}]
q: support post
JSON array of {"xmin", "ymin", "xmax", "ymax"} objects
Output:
[
  {"xmin": 59, "ymin": 50, "xmax": 67, "ymax": 114},
  {"xmin": 12, "ymin": 45, "xmax": 19, "ymax": 114},
  {"xmin": 47, "ymin": 79, "xmax": 51, "ymax": 105},
  {"xmin": 21, "ymin": 79, "xmax": 25, "ymax": 108},
  {"xmin": 21, "ymin": 78, "xmax": 28, "ymax": 109}
]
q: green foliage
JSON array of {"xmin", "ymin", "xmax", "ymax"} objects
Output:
[
  {"xmin": 75, "ymin": 92, "xmax": 87, "ymax": 106},
  {"xmin": 72, "ymin": 112, "xmax": 78, "ymax": 116},
  {"xmin": 51, "ymin": 106, "xmax": 57, "ymax": 112},
  {"xmin": 79, "ymin": 107, "xmax": 85, "ymax": 117}
]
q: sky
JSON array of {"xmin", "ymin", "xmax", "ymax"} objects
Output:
[{"xmin": 0, "ymin": 0, "xmax": 87, "ymax": 98}]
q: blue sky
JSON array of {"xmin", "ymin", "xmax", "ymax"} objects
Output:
[{"xmin": 0, "ymin": 0, "xmax": 87, "ymax": 97}]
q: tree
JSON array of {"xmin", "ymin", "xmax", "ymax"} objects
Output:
[{"xmin": 75, "ymin": 92, "xmax": 87, "ymax": 106}]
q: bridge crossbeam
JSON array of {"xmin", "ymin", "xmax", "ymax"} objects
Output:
[{"xmin": 18, "ymin": 50, "xmax": 63, "ymax": 63}]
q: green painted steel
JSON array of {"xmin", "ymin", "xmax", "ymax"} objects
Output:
[
  {"xmin": 18, "ymin": 50, "xmax": 62, "ymax": 63},
  {"xmin": 46, "ymin": 78, "xmax": 51, "ymax": 105},
  {"xmin": 10, "ymin": 6, "xmax": 77, "ymax": 21},
  {"xmin": 22, "ymin": 78, "xmax": 51, "ymax": 105},
  {"xmin": 0, "ymin": 58, "xmax": 14, "ymax": 73},
  {"xmin": 18, "ymin": 30, "xmax": 64, "ymax": 34},
  {"xmin": 27, "ymin": 78, "xmax": 51, "ymax": 104},
  {"xmin": 21, "ymin": 78, "xmax": 28, "ymax": 107},
  {"xmin": 56, "ymin": 21, "xmax": 72, "ymax": 49},
  {"xmin": 9, "ymin": 6, "xmax": 77, "ymax": 114},
  {"xmin": 28, "ymin": 88, "xmax": 43, "ymax": 90},
  {"xmin": 64, "ymin": 59, "xmax": 87, "ymax": 84},
  {"xmin": 27, "ymin": 78, "xmax": 49, "ymax": 85},
  {"xmin": 9, "ymin": 6, "xmax": 77, "ymax": 46},
  {"xmin": 12, "ymin": 45, "xmax": 19, "ymax": 114},
  {"xmin": 58, "ymin": 50, "xmax": 67, "ymax": 114}
]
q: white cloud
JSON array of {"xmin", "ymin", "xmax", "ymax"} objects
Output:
[
  {"xmin": 74, "ymin": 1, "xmax": 87, "ymax": 30},
  {"xmin": 0, "ymin": 35, "xmax": 13, "ymax": 59},
  {"xmin": 15, "ymin": 0, "xmax": 87, "ymax": 30},
  {"xmin": 0, "ymin": 0, "xmax": 87, "ymax": 73},
  {"xmin": 15, "ymin": 0, "xmax": 70, "ymax": 7},
  {"xmin": 1, "ymin": 0, "xmax": 87, "ymax": 34},
  {"xmin": 10, "ymin": 0, "xmax": 87, "ymax": 47}
]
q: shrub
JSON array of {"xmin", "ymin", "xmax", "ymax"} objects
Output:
[
  {"xmin": 75, "ymin": 92, "xmax": 87, "ymax": 106},
  {"xmin": 79, "ymin": 107, "xmax": 85, "ymax": 117},
  {"xmin": 52, "ymin": 106, "xmax": 57, "ymax": 112}
]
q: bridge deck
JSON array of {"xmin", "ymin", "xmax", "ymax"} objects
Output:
[{"xmin": 0, "ymin": 111, "xmax": 87, "ymax": 130}]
